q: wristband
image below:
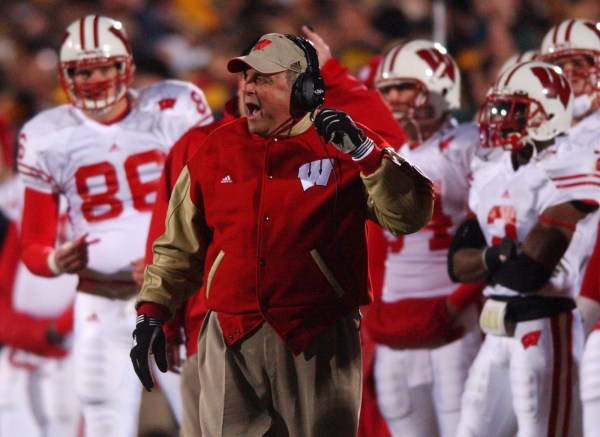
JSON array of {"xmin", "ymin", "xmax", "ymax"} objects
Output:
[
  {"xmin": 350, "ymin": 137, "xmax": 375, "ymax": 161},
  {"xmin": 47, "ymin": 251, "xmax": 62, "ymax": 276}
]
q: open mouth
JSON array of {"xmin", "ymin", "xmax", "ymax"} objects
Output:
[{"xmin": 246, "ymin": 103, "xmax": 261, "ymax": 119}]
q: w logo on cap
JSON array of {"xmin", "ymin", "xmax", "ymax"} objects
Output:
[
  {"xmin": 531, "ymin": 66, "xmax": 571, "ymax": 108},
  {"xmin": 253, "ymin": 39, "xmax": 272, "ymax": 51},
  {"xmin": 416, "ymin": 48, "xmax": 456, "ymax": 81}
]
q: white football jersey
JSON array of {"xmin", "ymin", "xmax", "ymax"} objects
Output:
[
  {"xmin": 18, "ymin": 80, "xmax": 213, "ymax": 285},
  {"xmin": 567, "ymin": 107, "xmax": 600, "ymax": 293},
  {"xmin": 382, "ymin": 121, "xmax": 481, "ymax": 301},
  {"xmin": 469, "ymin": 137, "xmax": 600, "ymax": 299},
  {"xmin": 568, "ymin": 107, "xmax": 600, "ymax": 148}
]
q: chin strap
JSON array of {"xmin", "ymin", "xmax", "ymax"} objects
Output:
[{"xmin": 519, "ymin": 137, "xmax": 538, "ymax": 160}]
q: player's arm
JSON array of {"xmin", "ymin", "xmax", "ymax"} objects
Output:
[
  {"xmin": 21, "ymin": 188, "xmax": 94, "ymax": 277},
  {"xmin": 450, "ymin": 201, "xmax": 590, "ymax": 292},
  {"xmin": 365, "ymin": 221, "xmax": 388, "ymax": 304},
  {"xmin": 0, "ymin": 220, "xmax": 71, "ymax": 357},
  {"xmin": 163, "ymin": 303, "xmax": 186, "ymax": 373},
  {"xmin": 363, "ymin": 281, "xmax": 484, "ymax": 349},
  {"xmin": 578, "ymin": 221, "xmax": 600, "ymax": 336},
  {"xmin": 20, "ymin": 188, "xmax": 60, "ymax": 276}
]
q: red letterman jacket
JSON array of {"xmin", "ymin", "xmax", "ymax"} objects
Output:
[
  {"xmin": 148, "ymin": 58, "xmax": 408, "ymax": 356},
  {"xmin": 138, "ymin": 114, "xmax": 433, "ymax": 354}
]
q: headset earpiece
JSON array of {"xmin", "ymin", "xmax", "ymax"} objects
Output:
[{"xmin": 285, "ymin": 35, "xmax": 325, "ymax": 114}]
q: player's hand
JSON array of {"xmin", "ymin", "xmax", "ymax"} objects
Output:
[
  {"xmin": 314, "ymin": 108, "xmax": 374, "ymax": 159},
  {"xmin": 483, "ymin": 237, "xmax": 519, "ymax": 273},
  {"xmin": 131, "ymin": 258, "xmax": 146, "ymax": 286},
  {"xmin": 52, "ymin": 233, "xmax": 99, "ymax": 274},
  {"xmin": 130, "ymin": 314, "xmax": 168, "ymax": 391},
  {"xmin": 301, "ymin": 25, "xmax": 332, "ymax": 66},
  {"xmin": 167, "ymin": 342, "xmax": 183, "ymax": 374}
]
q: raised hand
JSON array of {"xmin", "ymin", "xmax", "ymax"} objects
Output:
[{"xmin": 313, "ymin": 108, "xmax": 374, "ymax": 159}]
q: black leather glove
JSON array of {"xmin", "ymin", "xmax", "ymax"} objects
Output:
[
  {"xmin": 130, "ymin": 314, "xmax": 168, "ymax": 391},
  {"xmin": 483, "ymin": 237, "xmax": 519, "ymax": 273},
  {"xmin": 314, "ymin": 108, "xmax": 374, "ymax": 159}
]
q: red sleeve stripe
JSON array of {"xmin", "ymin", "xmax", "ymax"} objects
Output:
[
  {"xmin": 555, "ymin": 181, "xmax": 600, "ymax": 189},
  {"xmin": 539, "ymin": 215, "xmax": 577, "ymax": 232},
  {"xmin": 551, "ymin": 173, "xmax": 600, "ymax": 182},
  {"xmin": 17, "ymin": 163, "xmax": 53, "ymax": 184}
]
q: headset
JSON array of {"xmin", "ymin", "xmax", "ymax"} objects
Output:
[{"xmin": 285, "ymin": 34, "xmax": 325, "ymax": 114}]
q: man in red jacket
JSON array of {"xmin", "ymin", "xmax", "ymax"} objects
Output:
[
  {"xmin": 139, "ymin": 26, "xmax": 409, "ymax": 437},
  {"xmin": 131, "ymin": 31, "xmax": 433, "ymax": 436}
]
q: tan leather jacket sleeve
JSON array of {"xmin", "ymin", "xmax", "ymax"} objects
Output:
[
  {"xmin": 363, "ymin": 148, "xmax": 434, "ymax": 236},
  {"xmin": 136, "ymin": 167, "xmax": 207, "ymax": 317}
]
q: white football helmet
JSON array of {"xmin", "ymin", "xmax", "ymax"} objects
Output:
[
  {"xmin": 374, "ymin": 40, "xmax": 460, "ymax": 124},
  {"xmin": 497, "ymin": 50, "xmax": 539, "ymax": 78},
  {"xmin": 479, "ymin": 61, "xmax": 573, "ymax": 150},
  {"xmin": 58, "ymin": 15, "xmax": 135, "ymax": 111},
  {"xmin": 540, "ymin": 19, "xmax": 600, "ymax": 117}
]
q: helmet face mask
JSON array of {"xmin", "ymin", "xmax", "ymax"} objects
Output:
[
  {"xmin": 374, "ymin": 40, "xmax": 460, "ymax": 130},
  {"xmin": 479, "ymin": 94, "xmax": 544, "ymax": 150},
  {"xmin": 479, "ymin": 61, "xmax": 573, "ymax": 151},
  {"xmin": 58, "ymin": 15, "xmax": 134, "ymax": 112}
]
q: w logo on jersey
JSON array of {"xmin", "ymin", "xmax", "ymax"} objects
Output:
[
  {"xmin": 298, "ymin": 159, "xmax": 333, "ymax": 191},
  {"xmin": 416, "ymin": 48, "xmax": 456, "ymax": 81},
  {"xmin": 531, "ymin": 66, "xmax": 571, "ymax": 108}
]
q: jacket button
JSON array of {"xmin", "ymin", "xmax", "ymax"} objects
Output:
[
  {"xmin": 235, "ymin": 330, "xmax": 241, "ymax": 336},
  {"xmin": 227, "ymin": 335, "xmax": 234, "ymax": 341},
  {"xmin": 259, "ymin": 258, "xmax": 266, "ymax": 267},
  {"xmin": 263, "ymin": 215, "xmax": 269, "ymax": 221}
]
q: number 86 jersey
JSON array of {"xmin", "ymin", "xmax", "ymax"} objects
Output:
[{"xmin": 17, "ymin": 79, "xmax": 213, "ymax": 283}]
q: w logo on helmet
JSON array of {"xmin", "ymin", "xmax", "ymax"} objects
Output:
[
  {"xmin": 584, "ymin": 22, "xmax": 600, "ymax": 40},
  {"xmin": 416, "ymin": 48, "xmax": 456, "ymax": 81},
  {"xmin": 531, "ymin": 66, "xmax": 571, "ymax": 108}
]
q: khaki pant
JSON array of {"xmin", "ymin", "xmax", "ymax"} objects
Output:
[
  {"xmin": 179, "ymin": 352, "xmax": 201, "ymax": 437},
  {"xmin": 198, "ymin": 311, "xmax": 362, "ymax": 437}
]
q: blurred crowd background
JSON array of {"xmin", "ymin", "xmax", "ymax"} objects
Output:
[
  {"xmin": 1, "ymin": 0, "xmax": 600, "ymax": 140},
  {"xmin": 1, "ymin": 1, "xmax": 599, "ymax": 435}
]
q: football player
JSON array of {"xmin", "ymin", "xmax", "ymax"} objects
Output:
[
  {"xmin": 17, "ymin": 15, "xmax": 213, "ymax": 437},
  {"xmin": 363, "ymin": 40, "xmax": 484, "ymax": 437},
  {"xmin": 450, "ymin": 60, "xmax": 598, "ymax": 436},
  {"xmin": 540, "ymin": 18, "xmax": 600, "ymax": 437}
]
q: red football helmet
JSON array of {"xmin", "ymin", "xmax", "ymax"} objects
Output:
[
  {"xmin": 479, "ymin": 61, "xmax": 573, "ymax": 150},
  {"xmin": 58, "ymin": 15, "xmax": 135, "ymax": 112}
]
